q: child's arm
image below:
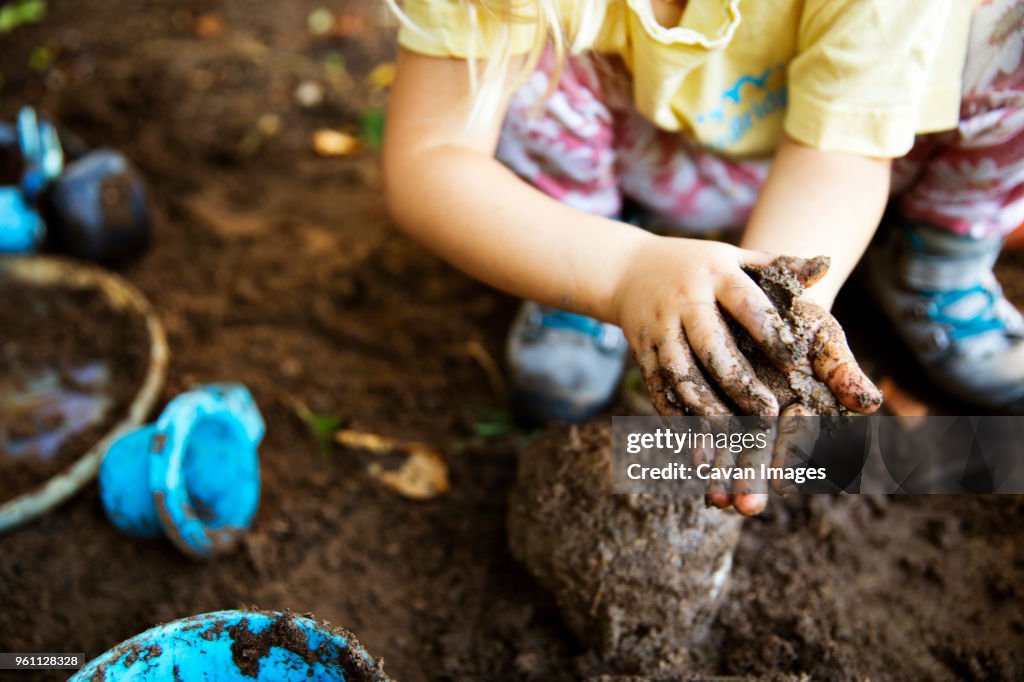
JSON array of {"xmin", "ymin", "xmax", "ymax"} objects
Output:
[
  {"xmin": 383, "ymin": 49, "xmax": 880, "ymax": 418},
  {"xmin": 382, "ymin": 49, "xmax": 646, "ymax": 328},
  {"xmin": 709, "ymin": 138, "xmax": 890, "ymax": 514},
  {"xmin": 736, "ymin": 135, "xmax": 891, "ymax": 411},
  {"xmin": 741, "ymin": 134, "xmax": 891, "ymax": 309}
]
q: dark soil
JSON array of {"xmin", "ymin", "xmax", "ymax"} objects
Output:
[
  {"xmin": 508, "ymin": 421, "xmax": 743, "ymax": 676},
  {"xmin": 712, "ymin": 495, "xmax": 1024, "ymax": 682},
  {"xmin": 512, "ymin": 421, "xmax": 1024, "ymax": 680},
  {"xmin": 0, "ymin": 280, "xmax": 149, "ymax": 503},
  {"xmin": 0, "ymin": 2, "xmax": 1022, "ymax": 681}
]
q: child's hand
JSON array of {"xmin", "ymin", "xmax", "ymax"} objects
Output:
[
  {"xmin": 707, "ymin": 297, "xmax": 884, "ymax": 516},
  {"xmin": 615, "ymin": 236, "xmax": 882, "ymax": 516},
  {"xmin": 616, "ymin": 236, "xmax": 881, "ymax": 418}
]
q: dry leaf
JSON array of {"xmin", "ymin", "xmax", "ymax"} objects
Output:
[
  {"xmin": 336, "ymin": 429, "xmax": 395, "ymax": 452},
  {"xmin": 312, "ymin": 129, "xmax": 360, "ymax": 157},
  {"xmin": 336, "ymin": 429, "xmax": 451, "ymax": 500},
  {"xmin": 368, "ymin": 445, "xmax": 450, "ymax": 500}
]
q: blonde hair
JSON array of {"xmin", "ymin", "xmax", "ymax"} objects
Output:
[{"xmin": 387, "ymin": 0, "xmax": 610, "ymax": 129}]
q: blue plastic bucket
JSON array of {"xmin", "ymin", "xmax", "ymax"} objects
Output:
[
  {"xmin": 0, "ymin": 186, "xmax": 45, "ymax": 253},
  {"xmin": 99, "ymin": 384, "xmax": 264, "ymax": 558},
  {"xmin": 69, "ymin": 610, "xmax": 390, "ymax": 681}
]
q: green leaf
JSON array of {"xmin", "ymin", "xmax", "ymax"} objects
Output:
[
  {"xmin": 360, "ymin": 108, "xmax": 385, "ymax": 151},
  {"xmin": 27, "ymin": 45, "xmax": 53, "ymax": 72},
  {"xmin": 462, "ymin": 405, "xmax": 520, "ymax": 440},
  {"xmin": 0, "ymin": 0, "xmax": 46, "ymax": 33},
  {"xmin": 311, "ymin": 413, "xmax": 343, "ymax": 439},
  {"xmin": 474, "ymin": 420, "xmax": 514, "ymax": 438},
  {"xmin": 292, "ymin": 399, "xmax": 345, "ymax": 455}
]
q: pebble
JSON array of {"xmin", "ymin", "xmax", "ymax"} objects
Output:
[{"xmin": 294, "ymin": 80, "xmax": 324, "ymax": 108}]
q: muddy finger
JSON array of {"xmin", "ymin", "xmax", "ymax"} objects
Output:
[
  {"xmin": 771, "ymin": 403, "xmax": 820, "ymax": 493},
  {"xmin": 772, "ymin": 255, "xmax": 831, "ymax": 287},
  {"xmin": 636, "ymin": 344, "xmax": 685, "ymax": 417},
  {"xmin": 690, "ymin": 416, "xmax": 717, "ymax": 474},
  {"xmin": 655, "ymin": 326, "xmax": 733, "ymax": 417},
  {"xmin": 716, "ymin": 273, "xmax": 802, "ymax": 370},
  {"xmin": 683, "ymin": 303, "xmax": 779, "ymax": 416},
  {"xmin": 733, "ymin": 421, "xmax": 775, "ymax": 515},
  {"xmin": 707, "ymin": 441, "xmax": 736, "ymax": 509},
  {"xmin": 805, "ymin": 308, "xmax": 883, "ymax": 413}
]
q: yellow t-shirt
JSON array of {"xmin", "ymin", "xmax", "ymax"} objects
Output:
[{"xmin": 398, "ymin": 0, "xmax": 971, "ymax": 158}]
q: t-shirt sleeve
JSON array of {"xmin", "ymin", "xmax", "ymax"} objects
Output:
[
  {"xmin": 785, "ymin": 0, "xmax": 970, "ymax": 158},
  {"xmin": 397, "ymin": 0, "xmax": 537, "ymax": 59}
]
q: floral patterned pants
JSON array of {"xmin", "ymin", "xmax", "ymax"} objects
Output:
[{"xmin": 496, "ymin": 0, "xmax": 1024, "ymax": 240}]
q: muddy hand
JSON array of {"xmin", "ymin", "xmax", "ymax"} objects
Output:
[
  {"xmin": 635, "ymin": 252, "xmax": 882, "ymax": 418},
  {"xmin": 705, "ymin": 256, "xmax": 881, "ymax": 515},
  {"xmin": 757, "ymin": 299, "xmax": 882, "ymax": 507},
  {"xmin": 618, "ymin": 241, "xmax": 880, "ymax": 514},
  {"xmin": 732, "ymin": 263, "xmax": 882, "ymax": 514},
  {"xmin": 794, "ymin": 298, "xmax": 884, "ymax": 413},
  {"xmin": 768, "ymin": 403, "xmax": 820, "ymax": 495},
  {"xmin": 624, "ymin": 243, "xmax": 821, "ymax": 419},
  {"xmin": 754, "ymin": 254, "xmax": 883, "ymax": 413}
]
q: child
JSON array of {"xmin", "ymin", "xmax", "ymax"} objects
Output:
[{"xmin": 382, "ymin": 1, "xmax": 1023, "ymax": 487}]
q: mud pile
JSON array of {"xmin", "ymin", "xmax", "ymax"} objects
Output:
[{"xmin": 508, "ymin": 421, "xmax": 742, "ymax": 675}]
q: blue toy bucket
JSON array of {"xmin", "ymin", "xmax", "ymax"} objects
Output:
[
  {"xmin": 69, "ymin": 610, "xmax": 391, "ymax": 681},
  {"xmin": 99, "ymin": 384, "xmax": 264, "ymax": 558}
]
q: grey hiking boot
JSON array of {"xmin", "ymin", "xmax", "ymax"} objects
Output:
[
  {"xmin": 507, "ymin": 301, "xmax": 629, "ymax": 423},
  {"xmin": 864, "ymin": 222, "xmax": 1024, "ymax": 412}
]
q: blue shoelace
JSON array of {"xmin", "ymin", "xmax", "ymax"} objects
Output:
[{"xmin": 921, "ymin": 284, "xmax": 1007, "ymax": 342}]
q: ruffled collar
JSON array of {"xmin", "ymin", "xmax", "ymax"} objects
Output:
[{"xmin": 623, "ymin": 0, "xmax": 741, "ymax": 48}]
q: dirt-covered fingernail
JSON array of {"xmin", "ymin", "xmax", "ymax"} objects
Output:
[{"xmin": 833, "ymin": 367, "xmax": 884, "ymax": 412}]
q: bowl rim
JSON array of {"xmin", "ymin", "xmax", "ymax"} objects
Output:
[{"xmin": 0, "ymin": 255, "xmax": 169, "ymax": 532}]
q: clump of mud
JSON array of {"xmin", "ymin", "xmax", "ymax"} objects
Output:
[
  {"xmin": 508, "ymin": 421, "xmax": 742, "ymax": 676},
  {"xmin": 226, "ymin": 612, "xmax": 388, "ymax": 681},
  {"xmin": 740, "ymin": 256, "xmax": 847, "ymax": 416}
]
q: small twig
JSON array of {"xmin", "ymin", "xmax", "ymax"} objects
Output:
[{"xmin": 458, "ymin": 339, "xmax": 508, "ymax": 402}]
